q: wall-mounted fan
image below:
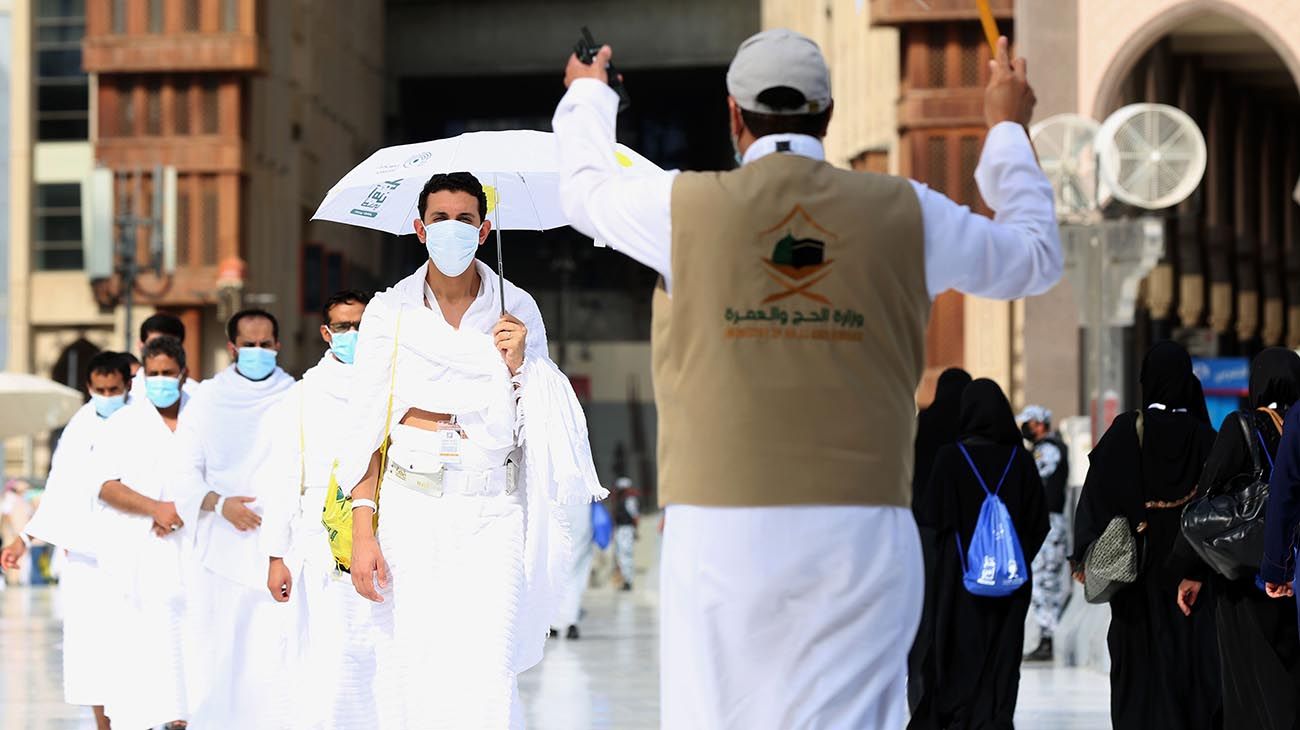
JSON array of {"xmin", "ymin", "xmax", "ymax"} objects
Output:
[
  {"xmin": 1095, "ymin": 103, "xmax": 1207, "ymax": 211},
  {"xmin": 1031, "ymin": 103, "xmax": 1207, "ymax": 218},
  {"xmin": 1030, "ymin": 113, "xmax": 1101, "ymax": 219}
]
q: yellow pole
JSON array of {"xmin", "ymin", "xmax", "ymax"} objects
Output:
[{"xmin": 976, "ymin": 0, "xmax": 1000, "ymax": 55}]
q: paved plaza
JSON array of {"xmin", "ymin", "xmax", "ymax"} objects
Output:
[{"xmin": 1, "ymin": 554, "xmax": 1111, "ymax": 729}]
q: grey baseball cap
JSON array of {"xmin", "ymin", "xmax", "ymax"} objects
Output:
[{"xmin": 726, "ymin": 29, "xmax": 832, "ymax": 116}]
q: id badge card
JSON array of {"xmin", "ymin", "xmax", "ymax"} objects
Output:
[{"xmin": 437, "ymin": 420, "xmax": 463, "ymax": 466}]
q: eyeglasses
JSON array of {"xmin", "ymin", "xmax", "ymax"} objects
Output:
[{"xmin": 326, "ymin": 321, "xmax": 362, "ymax": 334}]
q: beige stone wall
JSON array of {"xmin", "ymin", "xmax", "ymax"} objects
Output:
[
  {"xmin": 1015, "ymin": 0, "xmax": 1081, "ymax": 421},
  {"xmin": 761, "ymin": 0, "xmax": 900, "ymax": 171},
  {"xmin": 1077, "ymin": 0, "xmax": 1300, "ymax": 116}
]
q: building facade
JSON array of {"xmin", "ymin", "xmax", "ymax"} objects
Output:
[
  {"xmin": 8, "ymin": 0, "xmax": 386, "ymax": 383},
  {"xmin": 6, "ymin": 0, "xmax": 386, "ymax": 475},
  {"xmin": 1018, "ymin": 0, "xmax": 1300, "ymax": 423}
]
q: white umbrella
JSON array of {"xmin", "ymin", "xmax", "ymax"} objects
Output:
[
  {"xmin": 0, "ymin": 373, "xmax": 85, "ymax": 440},
  {"xmin": 311, "ymin": 130, "xmax": 663, "ymax": 312}
]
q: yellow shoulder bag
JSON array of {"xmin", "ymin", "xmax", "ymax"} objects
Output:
[{"xmin": 322, "ymin": 312, "xmax": 401, "ymax": 572}]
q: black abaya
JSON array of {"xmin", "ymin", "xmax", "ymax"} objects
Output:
[
  {"xmin": 909, "ymin": 367, "xmax": 971, "ymax": 710},
  {"xmin": 1073, "ymin": 342, "xmax": 1222, "ymax": 730},
  {"xmin": 910, "ymin": 380, "xmax": 1049, "ymax": 730},
  {"xmin": 1173, "ymin": 347, "xmax": 1300, "ymax": 730}
]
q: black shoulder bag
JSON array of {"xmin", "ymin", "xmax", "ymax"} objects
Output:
[{"xmin": 1180, "ymin": 408, "xmax": 1281, "ymax": 580}]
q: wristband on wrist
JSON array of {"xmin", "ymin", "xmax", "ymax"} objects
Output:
[
  {"xmin": 351, "ymin": 498, "xmax": 377, "ymax": 514},
  {"xmin": 214, "ymin": 495, "xmax": 227, "ymax": 516}
]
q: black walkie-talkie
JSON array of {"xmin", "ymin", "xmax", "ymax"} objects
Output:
[{"xmin": 575, "ymin": 26, "xmax": 631, "ymax": 112}]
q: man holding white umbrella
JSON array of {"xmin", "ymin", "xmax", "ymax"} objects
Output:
[{"xmin": 337, "ymin": 171, "xmax": 605, "ymax": 728}]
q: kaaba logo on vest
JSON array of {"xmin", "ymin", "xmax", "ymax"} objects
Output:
[{"xmin": 760, "ymin": 205, "xmax": 835, "ymax": 305}]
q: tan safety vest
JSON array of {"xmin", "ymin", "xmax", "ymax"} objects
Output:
[{"xmin": 652, "ymin": 152, "xmax": 930, "ymax": 508}]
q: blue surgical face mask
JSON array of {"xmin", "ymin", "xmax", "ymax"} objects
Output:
[
  {"xmin": 237, "ymin": 347, "xmax": 278, "ymax": 381},
  {"xmin": 91, "ymin": 393, "xmax": 127, "ymax": 419},
  {"xmin": 329, "ymin": 330, "xmax": 358, "ymax": 365},
  {"xmin": 145, "ymin": 376, "xmax": 181, "ymax": 409},
  {"xmin": 423, "ymin": 219, "xmax": 482, "ymax": 277}
]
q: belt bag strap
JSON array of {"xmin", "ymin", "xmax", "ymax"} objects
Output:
[{"xmin": 388, "ymin": 462, "xmax": 516, "ymax": 497}]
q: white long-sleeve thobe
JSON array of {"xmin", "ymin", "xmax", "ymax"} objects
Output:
[
  {"xmin": 553, "ymin": 78, "xmax": 1064, "ymax": 728},
  {"xmin": 174, "ymin": 363, "xmax": 296, "ymax": 729},
  {"xmin": 19, "ymin": 402, "xmax": 115, "ymax": 707},
  {"xmin": 92, "ymin": 395, "xmax": 192, "ymax": 729}
]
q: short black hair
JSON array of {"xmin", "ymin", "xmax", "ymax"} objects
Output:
[
  {"xmin": 417, "ymin": 172, "xmax": 487, "ymax": 222},
  {"xmin": 322, "ymin": 289, "xmax": 373, "ymax": 324},
  {"xmin": 142, "ymin": 335, "xmax": 187, "ymax": 371},
  {"xmin": 739, "ymin": 87, "xmax": 833, "ymax": 139},
  {"xmin": 87, "ymin": 351, "xmax": 131, "ymax": 385},
  {"xmin": 140, "ymin": 312, "xmax": 185, "ymax": 344},
  {"xmin": 226, "ymin": 309, "xmax": 280, "ymax": 343}
]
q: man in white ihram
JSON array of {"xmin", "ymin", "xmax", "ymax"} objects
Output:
[
  {"xmin": 0, "ymin": 351, "xmax": 132, "ymax": 730},
  {"xmin": 94, "ymin": 335, "xmax": 194, "ymax": 729},
  {"xmin": 262, "ymin": 289, "xmax": 377, "ymax": 728},
  {"xmin": 176, "ymin": 309, "xmax": 296, "ymax": 728},
  {"xmin": 555, "ymin": 29, "xmax": 1060, "ymax": 728},
  {"xmin": 340, "ymin": 172, "xmax": 605, "ymax": 728}
]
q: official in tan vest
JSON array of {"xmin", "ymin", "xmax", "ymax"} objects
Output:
[{"xmin": 555, "ymin": 29, "xmax": 1060, "ymax": 729}]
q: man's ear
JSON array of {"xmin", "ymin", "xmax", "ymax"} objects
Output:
[
  {"xmin": 479, "ymin": 218, "xmax": 492, "ymax": 246},
  {"xmin": 414, "ymin": 217, "xmax": 427, "ymax": 243},
  {"xmin": 727, "ymin": 96, "xmax": 743, "ymax": 139}
]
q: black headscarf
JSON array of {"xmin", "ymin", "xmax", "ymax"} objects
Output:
[
  {"xmin": 1073, "ymin": 341, "xmax": 1216, "ymax": 563},
  {"xmin": 1248, "ymin": 347, "xmax": 1300, "ymax": 409},
  {"xmin": 1140, "ymin": 340, "xmax": 1211, "ymax": 424},
  {"xmin": 913, "ymin": 368, "xmax": 973, "ymax": 499},
  {"xmin": 934, "ymin": 368, "xmax": 974, "ymax": 409},
  {"xmin": 958, "ymin": 378, "xmax": 1022, "ymax": 446}
]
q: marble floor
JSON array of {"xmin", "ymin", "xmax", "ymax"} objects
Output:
[{"xmin": 1, "ymin": 579, "xmax": 1112, "ymax": 729}]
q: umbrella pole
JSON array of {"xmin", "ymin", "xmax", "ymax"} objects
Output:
[{"xmin": 494, "ymin": 173, "xmax": 506, "ymax": 315}]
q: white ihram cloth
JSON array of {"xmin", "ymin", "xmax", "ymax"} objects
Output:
[
  {"xmin": 92, "ymin": 394, "xmax": 192, "ymax": 729},
  {"xmin": 175, "ymin": 363, "xmax": 295, "ymax": 729},
  {"xmin": 554, "ymin": 501, "xmax": 593, "ymax": 629},
  {"xmin": 334, "ymin": 261, "xmax": 606, "ymax": 729},
  {"xmin": 553, "ymin": 79, "xmax": 1063, "ymax": 728},
  {"xmin": 260, "ymin": 351, "xmax": 377, "ymax": 729},
  {"xmin": 20, "ymin": 401, "xmax": 114, "ymax": 706}
]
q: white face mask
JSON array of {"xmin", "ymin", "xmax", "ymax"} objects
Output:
[{"xmin": 423, "ymin": 219, "xmax": 482, "ymax": 277}]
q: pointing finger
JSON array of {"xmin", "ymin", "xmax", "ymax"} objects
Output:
[{"xmin": 995, "ymin": 36, "xmax": 1010, "ymax": 72}]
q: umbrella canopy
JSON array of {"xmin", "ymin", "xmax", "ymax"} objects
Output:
[
  {"xmin": 0, "ymin": 373, "xmax": 85, "ymax": 440},
  {"xmin": 310, "ymin": 130, "xmax": 662, "ymax": 235}
]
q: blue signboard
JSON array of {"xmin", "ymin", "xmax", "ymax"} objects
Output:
[
  {"xmin": 1193, "ymin": 357, "xmax": 1249, "ymax": 430},
  {"xmin": 1192, "ymin": 357, "xmax": 1249, "ymax": 396}
]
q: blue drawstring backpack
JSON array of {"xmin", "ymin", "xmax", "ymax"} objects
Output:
[
  {"xmin": 955, "ymin": 443, "xmax": 1028, "ymax": 597},
  {"xmin": 591, "ymin": 501, "xmax": 613, "ymax": 550}
]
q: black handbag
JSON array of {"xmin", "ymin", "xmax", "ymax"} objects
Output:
[{"xmin": 1180, "ymin": 409, "xmax": 1280, "ymax": 580}]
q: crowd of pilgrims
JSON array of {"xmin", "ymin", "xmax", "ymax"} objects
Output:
[{"xmin": 906, "ymin": 341, "xmax": 1300, "ymax": 729}]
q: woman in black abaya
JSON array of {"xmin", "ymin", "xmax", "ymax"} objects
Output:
[
  {"xmin": 909, "ymin": 368, "xmax": 973, "ymax": 710},
  {"xmin": 914, "ymin": 368, "xmax": 974, "ymax": 508},
  {"xmin": 909, "ymin": 379, "xmax": 1048, "ymax": 729},
  {"xmin": 1174, "ymin": 347, "xmax": 1300, "ymax": 730},
  {"xmin": 1072, "ymin": 341, "xmax": 1221, "ymax": 730}
]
